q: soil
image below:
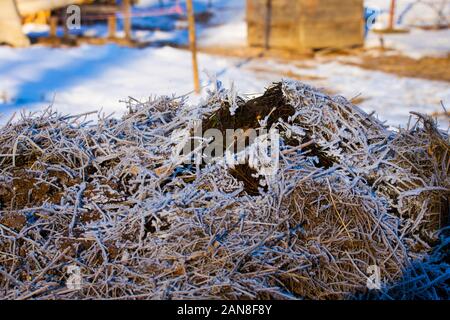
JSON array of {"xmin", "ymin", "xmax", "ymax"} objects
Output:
[
  {"xmin": 248, "ymin": 66, "xmax": 325, "ymax": 82},
  {"xmin": 202, "ymin": 83, "xmax": 336, "ymax": 194},
  {"xmin": 0, "ymin": 169, "xmax": 76, "ymax": 211},
  {"xmin": 198, "ymin": 44, "xmax": 450, "ymax": 84},
  {"xmin": 201, "ymin": 83, "xmax": 295, "ymax": 195},
  {"xmin": 347, "ymin": 54, "xmax": 450, "ymax": 83},
  {"xmin": 0, "ymin": 212, "xmax": 26, "ymax": 231},
  {"xmin": 202, "ymin": 83, "xmax": 295, "ymax": 132}
]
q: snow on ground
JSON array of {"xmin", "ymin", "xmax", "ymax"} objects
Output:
[
  {"xmin": 365, "ymin": 0, "xmax": 450, "ymax": 58},
  {"xmin": 197, "ymin": 0, "xmax": 247, "ymax": 47},
  {"xmin": 364, "ymin": 0, "xmax": 450, "ymax": 59},
  {"xmin": 236, "ymin": 56, "xmax": 450, "ymax": 126},
  {"xmin": 0, "ymin": 44, "xmax": 277, "ymax": 124},
  {"xmin": 366, "ymin": 27, "xmax": 450, "ymax": 59},
  {"xmin": 1, "ymin": 44, "xmax": 449, "ymax": 128},
  {"xmin": 198, "ymin": 17, "xmax": 247, "ymax": 47},
  {"xmin": 365, "ymin": 0, "xmax": 450, "ymax": 28},
  {"xmin": 270, "ymin": 58, "xmax": 450, "ymax": 126}
]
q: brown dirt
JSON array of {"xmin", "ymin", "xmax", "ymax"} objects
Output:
[
  {"xmin": 347, "ymin": 54, "xmax": 450, "ymax": 82},
  {"xmin": 0, "ymin": 212, "xmax": 26, "ymax": 231},
  {"xmin": 413, "ymin": 24, "xmax": 450, "ymax": 31},
  {"xmin": 197, "ymin": 46, "xmax": 315, "ymax": 61},
  {"xmin": 197, "ymin": 44, "xmax": 369, "ymax": 62},
  {"xmin": 248, "ymin": 66, "xmax": 325, "ymax": 82},
  {"xmin": 0, "ymin": 169, "xmax": 78, "ymax": 211},
  {"xmin": 80, "ymin": 210, "xmax": 102, "ymax": 224},
  {"xmin": 201, "ymin": 83, "xmax": 336, "ymax": 194},
  {"xmin": 372, "ymin": 28, "xmax": 410, "ymax": 34},
  {"xmin": 202, "ymin": 83, "xmax": 296, "ymax": 195},
  {"xmin": 198, "ymin": 43, "xmax": 450, "ymax": 83},
  {"xmin": 202, "ymin": 83, "xmax": 296, "ymax": 132}
]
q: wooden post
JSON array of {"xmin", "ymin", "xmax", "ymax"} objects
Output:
[
  {"xmin": 264, "ymin": 0, "xmax": 272, "ymax": 50},
  {"xmin": 186, "ymin": 0, "xmax": 200, "ymax": 94},
  {"xmin": 108, "ymin": 15, "xmax": 117, "ymax": 39},
  {"xmin": 123, "ymin": 0, "xmax": 131, "ymax": 40},
  {"xmin": 63, "ymin": 13, "xmax": 69, "ymax": 39},
  {"xmin": 388, "ymin": 0, "xmax": 396, "ymax": 30},
  {"xmin": 49, "ymin": 16, "xmax": 58, "ymax": 38}
]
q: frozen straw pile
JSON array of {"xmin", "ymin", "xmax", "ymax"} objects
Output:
[{"xmin": 0, "ymin": 80, "xmax": 448, "ymax": 299}]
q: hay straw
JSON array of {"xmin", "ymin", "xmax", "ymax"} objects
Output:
[{"xmin": 0, "ymin": 80, "xmax": 448, "ymax": 299}]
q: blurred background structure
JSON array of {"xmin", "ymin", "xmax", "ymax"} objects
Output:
[
  {"xmin": 0, "ymin": 0, "xmax": 89, "ymax": 47},
  {"xmin": 247, "ymin": 0, "xmax": 365, "ymax": 53}
]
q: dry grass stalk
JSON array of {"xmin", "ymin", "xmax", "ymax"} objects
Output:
[{"xmin": 0, "ymin": 80, "xmax": 448, "ymax": 299}]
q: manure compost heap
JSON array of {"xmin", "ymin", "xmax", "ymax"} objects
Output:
[{"xmin": 0, "ymin": 80, "xmax": 448, "ymax": 299}]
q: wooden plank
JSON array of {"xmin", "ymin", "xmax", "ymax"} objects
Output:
[
  {"xmin": 300, "ymin": 21, "xmax": 364, "ymax": 49},
  {"xmin": 248, "ymin": 11, "xmax": 362, "ymax": 26},
  {"xmin": 247, "ymin": 0, "xmax": 364, "ymax": 52},
  {"xmin": 300, "ymin": 0, "xmax": 362, "ymax": 10},
  {"xmin": 248, "ymin": 23, "xmax": 299, "ymax": 50},
  {"xmin": 298, "ymin": 0, "xmax": 363, "ymax": 21},
  {"xmin": 247, "ymin": 0, "xmax": 299, "ymax": 25}
]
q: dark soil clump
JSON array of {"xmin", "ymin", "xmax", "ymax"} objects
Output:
[{"xmin": 202, "ymin": 83, "xmax": 336, "ymax": 194}]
